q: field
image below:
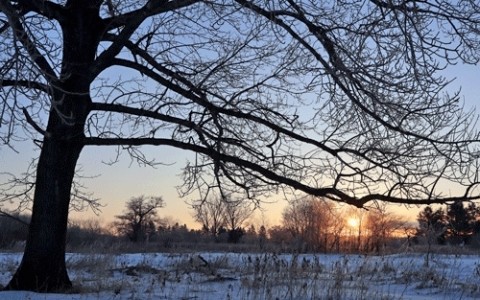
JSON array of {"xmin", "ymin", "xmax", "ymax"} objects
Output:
[{"xmin": 1, "ymin": 251, "xmax": 480, "ymax": 299}]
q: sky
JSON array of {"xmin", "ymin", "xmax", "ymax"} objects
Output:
[{"xmin": 1, "ymin": 53, "xmax": 479, "ymax": 232}]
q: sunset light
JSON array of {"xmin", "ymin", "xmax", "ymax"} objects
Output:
[{"xmin": 347, "ymin": 217, "xmax": 360, "ymax": 228}]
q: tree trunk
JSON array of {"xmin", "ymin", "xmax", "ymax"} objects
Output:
[
  {"xmin": 4, "ymin": 80, "xmax": 90, "ymax": 292},
  {"xmin": 4, "ymin": 120, "xmax": 84, "ymax": 291},
  {"xmin": 5, "ymin": 2, "xmax": 101, "ymax": 291}
]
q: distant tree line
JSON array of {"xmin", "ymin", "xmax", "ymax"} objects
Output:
[
  {"xmin": 0, "ymin": 211, "xmax": 28, "ymax": 248},
  {"xmin": 190, "ymin": 195, "xmax": 254, "ymax": 244},
  {"xmin": 2, "ymin": 196, "xmax": 479, "ymax": 253},
  {"xmin": 268, "ymin": 197, "xmax": 407, "ymax": 253},
  {"xmin": 111, "ymin": 195, "xmax": 409, "ymax": 253},
  {"xmin": 110, "ymin": 196, "xmax": 480, "ymax": 252},
  {"xmin": 416, "ymin": 201, "xmax": 480, "ymax": 246}
]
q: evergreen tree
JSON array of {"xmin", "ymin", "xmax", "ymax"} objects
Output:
[
  {"xmin": 417, "ymin": 206, "xmax": 447, "ymax": 245},
  {"xmin": 466, "ymin": 202, "xmax": 480, "ymax": 234},
  {"xmin": 258, "ymin": 225, "xmax": 267, "ymax": 250},
  {"xmin": 445, "ymin": 201, "xmax": 480, "ymax": 244}
]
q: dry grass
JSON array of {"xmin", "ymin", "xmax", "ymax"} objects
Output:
[{"xmin": 2, "ymin": 248, "xmax": 480, "ymax": 299}]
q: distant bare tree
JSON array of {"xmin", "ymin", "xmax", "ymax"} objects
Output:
[
  {"xmin": 363, "ymin": 204, "xmax": 406, "ymax": 253},
  {"xmin": 224, "ymin": 198, "xmax": 253, "ymax": 231},
  {"xmin": 268, "ymin": 225, "xmax": 294, "ymax": 249},
  {"xmin": 417, "ymin": 206, "xmax": 448, "ymax": 244},
  {"xmin": 258, "ymin": 225, "xmax": 267, "ymax": 250},
  {"xmin": 191, "ymin": 194, "xmax": 253, "ymax": 242},
  {"xmin": 223, "ymin": 197, "xmax": 254, "ymax": 243},
  {"xmin": 328, "ymin": 209, "xmax": 346, "ymax": 252},
  {"xmin": 66, "ymin": 218, "xmax": 108, "ymax": 248},
  {"xmin": 191, "ymin": 196, "xmax": 226, "ymax": 238},
  {"xmin": 345, "ymin": 207, "xmax": 365, "ymax": 252},
  {"xmin": 113, "ymin": 196, "xmax": 164, "ymax": 242},
  {"xmin": 282, "ymin": 197, "xmax": 336, "ymax": 251}
]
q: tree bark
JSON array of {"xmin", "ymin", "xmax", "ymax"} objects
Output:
[
  {"xmin": 5, "ymin": 126, "xmax": 83, "ymax": 291},
  {"xmin": 4, "ymin": 97, "xmax": 93, "ymax": 289},
  {"xmin": 5, "ymin": 76, "xmax": 91, "ymax": 291},
  {"xmin": 5, "ymin": 2, "xmax": 100, "ymax": 290}
]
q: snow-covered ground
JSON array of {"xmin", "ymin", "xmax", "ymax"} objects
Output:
[{"xmin": 1, "ymin": 251, "xmax": 479, "ymax": 299}]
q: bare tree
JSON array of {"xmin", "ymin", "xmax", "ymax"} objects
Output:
[
  {"xmin": 112, "ymin": 195, "xmax": 164, "ymax": 242},
  {"xmin": 282, "ymin": 196, "xmax": 336, "ymax": 251},
  {"xmin": 1, "ymin": 0, "xmax": 480, "ymax": 292},
  {"xmin": 191, "ymin": 194, "xmax": 253, "ymax": 242},
  {"xmin": 66, "ymin": 218, "xmax": 108, "ymax": 248},
  {"xmin": 362, "ymin": 204, "xmax": 406, "ymax": 253},
  {"xmin": 224, "ymin": 199, "xmax": 253, "ymax": 230},
  {"xmin": 191, "ymin": 196, "xmax": 226, "ymax": 238},
  {"xmin": 346, "ymin": 207, "xmax": 365, "ymax": 252},
  {"xmin": 328, "ymin": 209, "xmax": 346, "ymax": 252},
  {"xmin": 223, "ymin": 197, "xmax": 254, "ymax": 243}
]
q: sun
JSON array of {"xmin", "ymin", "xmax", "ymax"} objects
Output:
[{"xmin": 347, "ymin": 217, "xmax": 359, "ymax": 228}]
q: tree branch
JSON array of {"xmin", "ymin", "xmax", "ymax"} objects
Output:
[
  {"xmin": 234, "ymin": 0, "xmax": 480, "ymax": 147},
  {"xmin": 91, "ymin": 102, "xmax": 195, "ymax": 129},
  {"xmin": 108, "ymin": 57, "xmax": 403, "ymax": 177},
  {"xmin": 15, "ymin": 0, "xmax": 64, "ymax": 20},
  {"xmin": 84, "ymin": 136, "xmax": 480, "ymax": 207},
  {"xmin": 110, "ymin": 58, "xmax": 340, "ymax": 157},
  {"xmin": 92, "ymin": 0, "xmax": 200, "ymax": 78},
  {"xmin": 0, "ymin": 0, "xmax": 58, "ymax": 81},
  {"xmin": 0, "ymin": 79, "xmax": 49, "ymax": 93},
  {"xmin": 22, "ymin": 108, "xmax": 46, "ymax": 136},
  {"xmin": 0, "ymin": 18, "xmax": 9, "ymax": 34},
  {"xmin": 101, "ymin": 0, "xmax": 200, "ymax": 31}
]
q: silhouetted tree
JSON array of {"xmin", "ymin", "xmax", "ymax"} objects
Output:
[
  {"xmin": 258, "ymin": 225, "xmax": 267, "ymax": 250},
  {"xmin": 446, "ymin": 201, "xmax": 480, "ymax": 244},
  {"xmin": 223, "ymin": 198, "xmax": 253, "ymax": 243},
  {"xmin": 246, "ymin": 224, "xmax": 256, "ymax": 236},
  {"xmin": 282, "ymin": 197, "xmax": 336, "ymax": 251},
  {"xmin": 227, "ymin": 227, "xmax": 244, "ymax": 244},
  {"xmin": 66, "ymin": 218, "xmax": 107, "ymax": 248},
  {"xmin": 2, "ymin": 0, "xmax": 480, "ymax": 292},
  {"xmin": 242, "ymin": 224, "xmax": 257, "ymax": 244},
  {"xmin": 191, "ymin": 196, "xmax": 226, "ymax": 239},
  {"xmin": 192, "ymin": 194, "xmax": 253, "ymax": 243},
  {"xmin": 113, "ymin": 196, "xmax": 164, "ymax": 242},
  {"xmin": 466, "ymin": 203, "xmax": 480, "ymax": 235},
  {"xmin": 417, "ymin": 206, "xmax": 447, "ymax": 245},
  {"xmin": 363, "ymin": 204, "xmax": 406, "ymax": 253},
  {"xmin": 268, "ymin": 225, "xmax": 294, "ymax": 249},
  {"xmin": 417, "ymin": 205, "xmax": 448, "ymax": 266}
]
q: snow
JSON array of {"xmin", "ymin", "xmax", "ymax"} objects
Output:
[{"xmin": 1, "ymin": 252, "xmax": 480, "ymax": 299}]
